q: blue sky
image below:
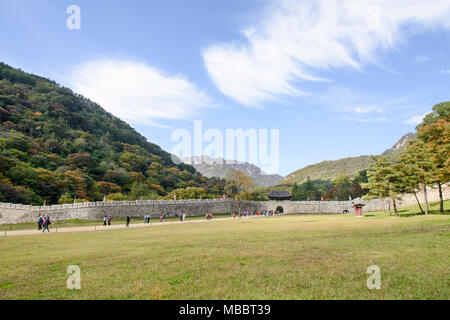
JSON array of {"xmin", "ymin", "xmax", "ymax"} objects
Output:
[{"xmin": 1, "ymin": 0, "xmax": 450, "ymax": 176}]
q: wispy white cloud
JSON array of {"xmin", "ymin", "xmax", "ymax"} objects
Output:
[
  {"xmin": 309, "ymin": 86, "xmax": 427, "ymax": 123},
  {"xmin": 414, "ymin": 55, "xmax": 430, "ymax": 63},
  {"xmin": 69, "ymin": 58, "xmax": 213, "ymax": 126},
  {"xmin": 439, "ymin": 69, "xmax": 450, "ymax": 74},
  {"xmin": 342, "ymin": 115, "xmax": 388, "ymax": 123},
  {"xmin": 354, "ymin": 105, "xmax": 384, "ymax": 114},
  {"xmin": 203, "ymin": 0, "xmax": 450, "ymax": 107},
  {"xmin": 404, "ymin": 113, "xmax": 428, "ymax": 125}
]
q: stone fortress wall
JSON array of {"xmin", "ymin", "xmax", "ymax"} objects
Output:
[{"xmin": 0, "ymin": 184, "xmax": 447, "ymax": 225}]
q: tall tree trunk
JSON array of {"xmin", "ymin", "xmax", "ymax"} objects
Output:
[
  {"xmin": 393, "ymin": 198, "xmax": 398, "ymax": 217},
  {"xmin": 438, "ymin": 182, "xmax": 444, "ymax": 213},
  {"xmin": 422, "ymin": 181, "xmax": 429, "ymax": 215},
  {"xmin": 413, "ymin": 192, "xmax": 424, "ymax": 214}
]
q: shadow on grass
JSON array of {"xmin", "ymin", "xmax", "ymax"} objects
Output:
[{"xmin": 399, "ymin": 209, "xmax": 449, "ymax": 217}]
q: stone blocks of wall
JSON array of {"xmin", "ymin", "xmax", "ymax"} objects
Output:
[
  {"xmin": 0, "ymin": 184, "xmax": 447, "ymax": 225},
  {"xmin": 0, "ymin": 199, "xmax": 260, "ymax": 225}
]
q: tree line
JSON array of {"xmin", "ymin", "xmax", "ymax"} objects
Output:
[{"xmin": 363, "ymin": 102, "xmax": 449, "ymax": 216}]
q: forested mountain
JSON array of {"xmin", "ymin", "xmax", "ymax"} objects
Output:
[
  {"xmin": 183, "ymin": 155, "xmax": 284, "ymax": 187},
  {"xmin": 0, "ymin": 62, "xmax": 227, "ymax": 205},
  {"xmin": 283, "ymin": 133, "xmax": 416, "ymax": 185}
]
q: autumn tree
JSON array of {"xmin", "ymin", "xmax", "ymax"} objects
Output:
[
  {"xmin": 416, "ymin": 102, "xmax": 450, "ymax": 213},
  {"xmin": 226, "ymin": 169, "xmax": 254, "ymax": 214}
]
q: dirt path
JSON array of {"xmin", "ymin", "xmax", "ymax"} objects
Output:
[{"xmin": 1, "ymin": 215, "xmax": 277, "ymax": 237}]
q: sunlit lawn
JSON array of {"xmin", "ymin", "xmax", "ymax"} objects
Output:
[{"xmin": 0, "ymin": 201, "xmax": 448, "ymax": 300}]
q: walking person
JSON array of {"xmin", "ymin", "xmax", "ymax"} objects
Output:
[
  {"xmin": 37, "ymin": 216, "xmax": 43, "ymax": 230},
  {"xmin": 42, "ymin": 216, "xmax": 51, "ymax": 233},
  {"xmin": 126, "ymin": 216, "xmax": 130, "ymax": 227},
  {"xmin": 103, "ymin": 215, "xmax": 107, "ymax": 226},
  {"xmin": 160, "ymin": 214, "xmax": 163, "ymax": 222},
  {"xmin": 108, "ymin": 215, "xmax": 112, "ymax": 226}
]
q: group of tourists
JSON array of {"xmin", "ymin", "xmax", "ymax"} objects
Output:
[
  {"xmin": 231, "ymin": 210, "xmax": 280, "ymax": 218},
  {"xmin": 205, "ymin": 212, "xmax": 213, "ymax": 220},
  {"xmin": 37, "ymin": 216, "xmax": 51, "ymax": 232},
  {"xmin": 36, "ymin": 209, "xmax": 281, "ymax": 234},
  {"xmin": 103, "ymin": 215, "xmax": 113, "ymax": 226}
]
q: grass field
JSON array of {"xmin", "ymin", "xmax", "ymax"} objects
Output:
[{"xmin": 0, "ymin": 201, "xmax": 448, "ymax": 300}]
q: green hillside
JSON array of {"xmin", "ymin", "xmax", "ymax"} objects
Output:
[
  {"xmin": 283, "ymin": 156, "xmax": 374, "ymax": 185},
  {"xmin": 0, "ymin": 62, "xmax": 226, "ymax": 205},
  {"xmin": 283, "ymin": 133, "xmax": 416, "ymax": 185}
]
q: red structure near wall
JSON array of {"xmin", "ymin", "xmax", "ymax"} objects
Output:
[{"xmin": 352, "ymin": 198, "xmax": 366, "ymax": 217}]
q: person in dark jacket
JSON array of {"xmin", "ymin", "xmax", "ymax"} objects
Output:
[
  {"xmin": 126, "ymin": 216, "xmax": 131, "ymax": 227},
  {"xmin": 37, "ymin": 216, "xmax": 43, "ymax": 230}
]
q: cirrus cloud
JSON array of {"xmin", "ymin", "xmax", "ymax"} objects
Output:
[
  {"xmin": 203, "ymin": 0, "xmax": 450, "ymax": 107},
  {"xmin": 70, "ymin": 58, "xmax": 213, "ymax": 126},
  {"xmin": 404, "ymin": 113, "xmax": 428, "ymax": 125}
]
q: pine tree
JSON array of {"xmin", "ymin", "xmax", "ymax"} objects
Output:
[
  {"xmin": 401, "ymin": 140, "xmax": 434, "ymax": 215},
  {"xmin": 394, "ymin": 158, "xmax": 424, "ymax": 214},
  {"xmin": 362, "ymin": 156, "xmax": 402, "ymax": 216}
]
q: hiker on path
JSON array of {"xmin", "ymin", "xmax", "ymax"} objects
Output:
[
  {"xmin": 37, "ymin": 216, "xmax": 43, "ymax": 230},
  {"xmin": 160, "ymin": 214, "xmax": 163, "ymax": 222},
  {"xmin": 42, "ymin": 216, "xmax": 51, "ymax": 233},
  {"xmin": 103, "ymin": 215, "xmax": 107, "ymax": 226},
  {"xmin": 108, "ymin": 216, "xmax": 112, "ymax": 225},
  {"xmin": 126, "ymin": 216, "xmax": 130, "ymax": 227}
]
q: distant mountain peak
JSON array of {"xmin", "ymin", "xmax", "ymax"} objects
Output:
[
  {"xmin": 382, "ymin": 132, "xmax": 416, "ymax": 157},
  {"xmin": 182, "ymin": 156, "xmax": 284, "ymax": 188}
]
